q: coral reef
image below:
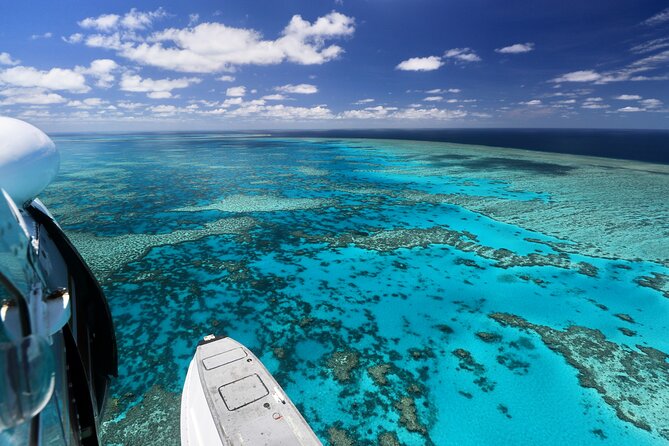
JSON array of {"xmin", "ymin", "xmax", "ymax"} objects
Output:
[
  {"xmin": 174, "ymin": 194, "xmax": 333, "ymax": 214},
  {"xmin": 490, "ymin": 312, "xmax": 669, "ymax": 440},
  {"xmin": 101, "ymin": 386, "xmax": 181, "ymax": 446},
  {"xmin": 326, "ymin": 350, "xmax": 360, "ymax": 382},
  {"xmin": 39, "ymin": 134, "xmax": 669, "ymax": 445}
]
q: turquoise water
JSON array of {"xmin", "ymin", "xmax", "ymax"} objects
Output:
[{"xmin": 40, "ymin": 134, "xmax": 669, "ymax": 445}]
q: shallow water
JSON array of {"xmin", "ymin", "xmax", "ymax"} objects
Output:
[{"xmin": 40, "ymin": 135, "xmax": 669, "ymax": 445}]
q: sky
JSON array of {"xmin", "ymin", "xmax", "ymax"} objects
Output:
[{"xmin": 1, "ymin": 0, "xmax": 668, "ymax": 131}]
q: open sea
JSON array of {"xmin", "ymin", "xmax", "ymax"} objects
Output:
[{"xmin": 39, "ymin": 131, "xmax": 669, "ymax": 445}]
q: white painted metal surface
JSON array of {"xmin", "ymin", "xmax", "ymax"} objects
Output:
[
  {"xmin": 181, "ymin": 358, "xmax": 224, "ymax": 446},
  {"xmin": 180, "ymin": 337, "xmax": 322, "ymax": 446},
  {"xmin": 0, "ymin": 117, "xmax": 59, "ymax": 206}
]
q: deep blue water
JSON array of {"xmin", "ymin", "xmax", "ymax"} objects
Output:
[
  {"xmin": 37, "ymin": 134, "xmax": 669, "ymax": 445},
  {"xmin": 271, "ymin": 129, "xmax": 669, "ymax": 164}
]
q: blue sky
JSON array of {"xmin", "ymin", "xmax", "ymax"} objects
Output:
[{"xmin": 1, "ymin": 0, "xmax": 668, "ymax": 131}]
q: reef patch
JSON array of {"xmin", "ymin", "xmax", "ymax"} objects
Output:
[{"xmin": 489, "ymin": 312, "xmax": 669, "ymax": 440}]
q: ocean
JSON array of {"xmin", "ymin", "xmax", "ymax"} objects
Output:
[
  {"xmin": 39, "ymin": 131, "xmax": 669, "ymax": 445},
  {"xmin": 271, "ymin": 128, "xmax": 669, "ymax": 164}
]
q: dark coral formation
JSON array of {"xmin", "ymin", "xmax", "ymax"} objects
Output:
[
  {"xmin": 452, "ymin": 349, "xmax": 496, "ymax": 392},
  {"xmin": 452, "ymin": 349, "xmax": 484, "ymax": 373},
  {"xmin": 435, "ymin": 324, "xmax": 454, "ymax": 334},
  {"xmin": 497, "ymin": 404, "xmax": 512, "ymax": 419},
  {"xmin": 327, "ymin": 426, "xmax": 355, "ymax": 446},
  {"xmin": 496, "ymin": 353, "xmax": 530, "ymax": 375},
  {"xmin": 101, "ymin": 386, "xmax": 181, "ymax": 445},
  {"xmin": 317, "ymin": 226, "xmax": 602, "ymax": 278},
  {"xmin": 476, "ymin": 332, "xmax": 502, "ymax": 343},
  {"xmin": 394, "ymin": 396, "xmax": 428, "ymax": 434},
  {"xmin": 614, "ymin": 313, "xmax": 636, "ymax": 324},
  {"xmin": 591, "ymin": 428, "xmax": 607, "ymax": 440},
  {"xmin": 634, "ymin": 272, "xmax": 669, "ymax": 298},
  {"xmin": 327, "ymin": 350, "xmax": 360, "ymax": 382},
  {"xmin": 618, "ymin": 327, "xmax": 636, "ymax": 337},
  {"xmin": 368, "ymin": 363, "xmax": 392, "ymax": 386},
  {"xmin": 489, "ymin": 312, "xmax": 669, "ymax": 440},
  {"xmin": 378, "ymin": 431, "xmax": 401, "ymax": 446}
]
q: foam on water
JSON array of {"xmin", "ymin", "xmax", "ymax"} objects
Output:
[{"xmin": 39, "ymin": 134, "xmax": 669, "ymax": 445}]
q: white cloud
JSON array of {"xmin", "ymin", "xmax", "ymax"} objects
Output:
[
  {"xmin": 146, "ymin": 104, "xmax": 202, "ymax": 116},
  {"xmin": 79, "ymin": 8, "xmax": 166, "ymax": 32},
  {"xmin": 121, "ymin": 8, "xmax": 167, "ymax": 30},
  {"xmin": 551, "ymin": 50, "xmax": 669, "ymax": 84},
  {"xmin": 393, "ymin": 107, "xmax": 468, "ymax": 120},
  {"xmin": 617, "ymin": 106, "xmax": 643, "ymax": 112},
  {"xmin": 226, "ymin": 86, "xmax": 246, "ymax": 97},
  {"xmin": 204, "ymin": 108, "xmax": 227, "ymax": 115},
  {"xmin": 31, "ymin": 32, "xmax": 53, "ymax": 40},
  {"xmin": 222, "ymin": 97, "xmax": 243, "ymax": 106},
  {"xmin": 116, "ymin": 101, "xmax": 145, "ymax": 109},
  {"xmin": 520, "ymin": 99, "xmax": 542, "ymax": 105},
  {"xmin": 280, "ymin": 12, "xmax": 355, "ymax": 65},
  {"xmin": 615, "ymin": 94, "xmax": 642, "ymax": 100},
  {"xmin": 581, "ymin": 103, "xmax": 609, "ymax": 109},
  {"xmin": 630, "ymin": 38, "xmax": 669, "ymax": 54},
  {"xmin": 224, "ymin": 103, "xmax": 334, "ymax": 120},
  {"xmin": 353, "ymin": 98, "xmax": 374, "ymax": 104},
  {"xmin": 149, "ymin": 104, "xmax": 178, "ymax": 115},
  {"xmin": 268, "ymin": 105, "xmax": 333, "ymax": 120},
  {"xmin": 423, "ymin": 96, "xmax": 443, "ymax": 102},
  {"xmin": 643, "ymin": 7, "xmax": 669, "ymax": 26},
  {"xmin": 66, "ymin": 98, "xmax": 107, "ymax": 109},
  {"xmin": 630, "ymin": 75, "xmax": 669, "ymax": 81},
  {"xmin": 0, "ymin": 87, "xmax": 66, "ymax": 105},
  {"xmin": 627, "ymin": 50, "xmax": 669, "ymax": 71},
  {"xmin": 582, "ymin": 97, "xmax": 609, "ymax": 109},
  {"xmin": 18, "ymin": 109, "xmax": 53, "ymax": 119},
  {"xmin": 495, "ymin": 43, "xmax": 534, "ymax": 54},
  {"xmin": 194, "ymin": 102, "xmax": 478, "ymax": 122},
  {"xmin": 640, "ymin": 98, "xmax": 662, "ymax": 108},
  {"xmin": 77, "ymin": 59, "xmax": 119, "ymax": 88},
  {"xmin": 551, "ymin": 70, "xmax": 601, "ymax": 83},
  {"xmin": 189, "ymin": 99, "xmax": 220, "ymax": 107},
  {"xmin": 340, "ymin": 105, "xmax": 396, "ymax": 119},
  {"xmin": 62, "ymin": 33, "xmax": 84, "ymax": 44},
  {"xmin": 262, "ymin": 94, "xmax": 287, "ymax": 101},
  {"xmin": 426, "ymin": 88, "xmax": 461, "ymax": 94},
  {"xmin": 0, "ymin": 52, "xmax": 20, "ymax": 66},
  {"xmin": 339, "ymin": 106, "xmax": 468, "ymax": 121},
  {"xmin": 83, "ymin": 33, "xmax": 124, "ymax": 51},
  {"xmin": 0, "ymin": 65, "xmax": 89, "ymax": 92},
  {"xmin": 217, "ymin": 75, "xmax": 235, "ymax": 82},
  {"xmin": 82, "ymin": 11, "xmax": 355, "ymax": 73},
  {"xmin": 119, "ymin": 73, "xmax": 201, "ymax": 98},
  {"xmin": 147, "ymin": 91, "xmax": 172, "ymax": 99},
  {"xmin": 396, "ymin": 56, "xmax": 443, "ymax": 71},
  {"xmin": 274, "ymin": 83, "xmax": 318, "ymax": 94},
  {"xmin": 79, "ymin": 14, "xmax": 121, "ymax": 32},
  {"xmin": 444, "ymin": 48, "xmax": 481, "ymax": 62}
]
